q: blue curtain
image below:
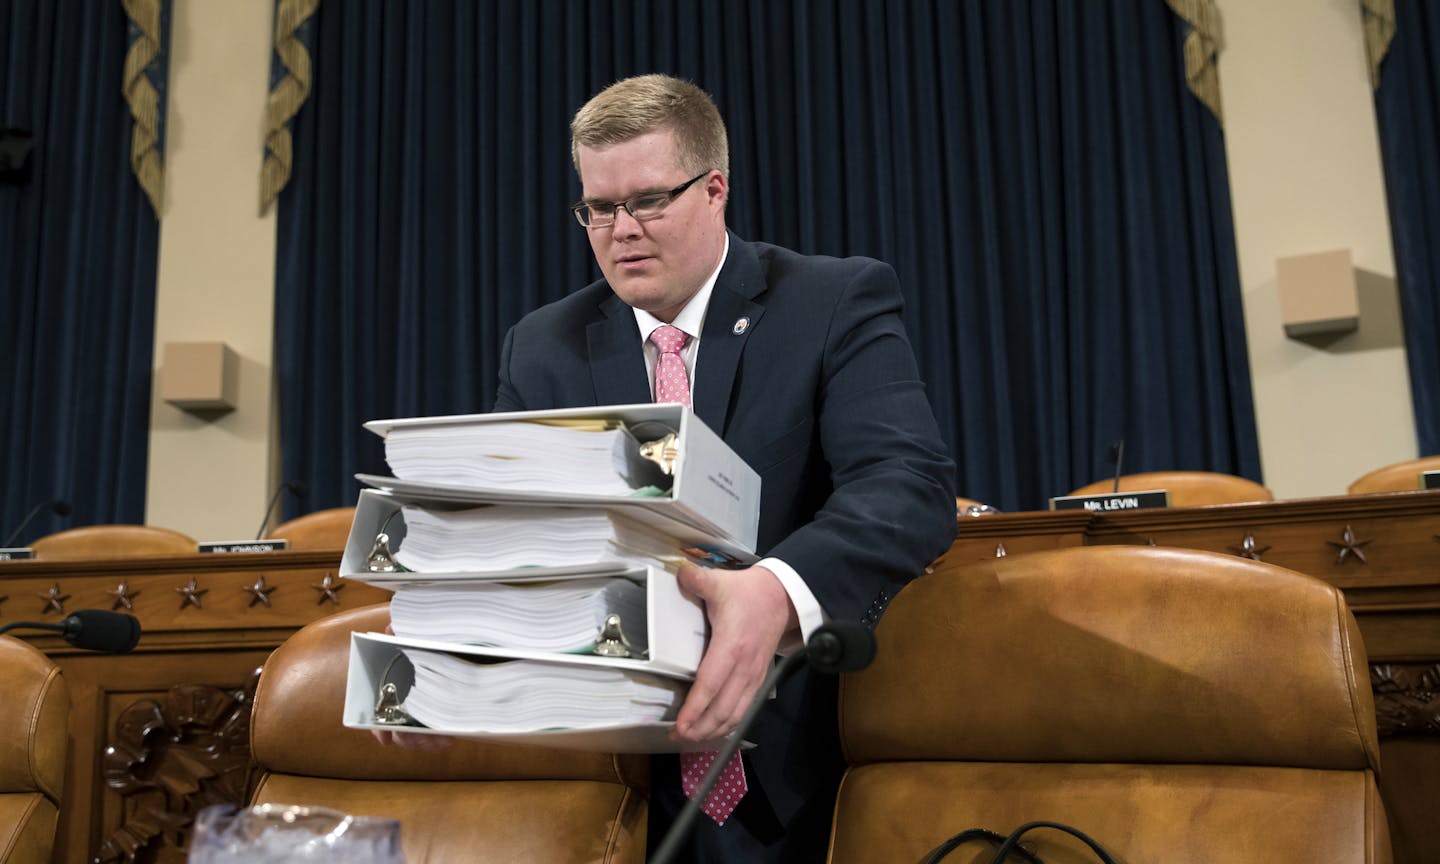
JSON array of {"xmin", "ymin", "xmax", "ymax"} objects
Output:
[
  {"xmin": 1374, "ymin": 0, "xmax": 1440, "ymax": 456},
  {"xmin": 276, "ymin": 0, "xmax": 1260, "ymax": 515},
  {"xmin": 0, "ymin": 1, "xmax": 162, "ymax": 543}
]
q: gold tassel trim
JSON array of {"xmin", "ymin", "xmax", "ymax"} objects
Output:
[
  {"xmin": 260, "ymin": 0, "xmax": 321, "ymax": 213},
  {"xmin": 1165, "ymin": 0, "xmax": 1225, "ymax": 125},
  {"xmin": 1361, "ymin": 0, "xmax": 1396, "ymax": 89},
  {"xmin": 122, "ymin": 0, "xmax": 164, "ymax": 217}
]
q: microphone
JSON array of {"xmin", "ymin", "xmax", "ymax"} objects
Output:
[
  {"xmin": 0, "ymin": 609, "xmax": 142, "ymax": 653},
  {"xmin": 3, "ymin": 498, "xmax": 72, "ymax": 547},
  {"xmin": 648, "ymin": 621, "xmax": 878, "ymax": 864},
  {"xmin": 1108, "ymin": 440, "xmax": 1125, "ymax": 494},
  {"xmin": 255, "ymin": 481, "xmax": 307, "ymax": 540},
  {"xmin": 803, "ymin": 619, "xmax": 879, "ymax": 673}
]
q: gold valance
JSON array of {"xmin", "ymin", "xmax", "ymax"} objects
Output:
[
  {"xmin": 122, "ymin": 0, "xmax": 165, "ymax": 217},
  {"xmin": 260, "ymin": 0, "xmax": 320, "ymax": 213},
  {"xmin": 1165, "ymin": 0, "xmax": 1224, "ymax": 124},
  {"xmin": 1361, "ymin": 0, "xmax": 1396, "ymax": 89}
]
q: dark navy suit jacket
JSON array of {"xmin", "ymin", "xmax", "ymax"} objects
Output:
[{"xmin": 494, "ymin": 233, "xmax": 957, "ymax": 857}]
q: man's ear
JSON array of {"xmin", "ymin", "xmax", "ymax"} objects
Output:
[{"xmin": 705, "ymin": 170, "xmax": 728, "ymax": 210}]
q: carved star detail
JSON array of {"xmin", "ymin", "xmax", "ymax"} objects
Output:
[
  {"xmin": 311, "ymin": 573, "xmax": 345, "ymax": 606},
  {"xmin": 994, "ymin": 542, "xmax": 1007, "ymax": 558},
  {"xmin": 1229, "ymin": 533, "xmax": 1270, "ymax": 561},
  {"xmin": 1327, "ymin": 525, "xmax": 1372, "ymax": 565},
  {"xmin": 243, "ymin": 576, "xmax": 278, "ymax": 608},
  {"xmin": 106, "ymin": 581, "xmax": 140, "ymax": 611},
  {"xmin": 38, "ymin": 583, "xmax": 69, "ymax": 615},
  {"xmin": 175, "ymin": 578, "xmax": 209, "ymax": 610}
]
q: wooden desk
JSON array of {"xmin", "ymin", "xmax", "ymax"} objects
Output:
[
  {"xmin": 951, "ymin": 489, "xmax": 1440, "ymax": 864},
  {"xmin": 7, "ymin": 493, "xmax": 1439, "ymax": 861},
  {"xmin": 0, "ymin": 549, "xmax": 386, "ymax": 864}
]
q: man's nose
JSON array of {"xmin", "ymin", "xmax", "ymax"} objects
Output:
[{"xmin": 609, "ymin": 206, "xmax": 644, "ymax": 238}]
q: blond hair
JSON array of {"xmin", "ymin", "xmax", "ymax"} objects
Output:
[{"xmin": 570, "ymin": 74, "xmax": 729, "ymax": 181}]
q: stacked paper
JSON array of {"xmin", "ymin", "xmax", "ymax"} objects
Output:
[
  {"xmin": 361, "ymin": 404, "xmax": 762, "ymax": 550},
  {"xmin": 393, "ymin": 505, "xmax": 686, "ymax": 572},
  {"xmin": 388, "ymin": 575, "xmax": 648, "ymax": 652},
  {"xmin": 341, "ymin": 405, "xmax": 761, "ymax": 750},
  {"xmin": 398, "ymin": 649, "xmax": 686, "ymax": 733},
  {"xmin": 382, "ymin": 421, "xmax": 654, "ymax": 496}
]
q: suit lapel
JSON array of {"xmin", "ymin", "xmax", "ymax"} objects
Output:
[
  {"xmin": 586, "ymin": 292, "xmax": 652, "ymax": 407},
  {"xmin": 693, "ymin": 236, "xmax": 766, "ymax": 435}
]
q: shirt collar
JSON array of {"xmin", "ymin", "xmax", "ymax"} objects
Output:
[{"xmin": 633, "ymin": 233, "xmax": 729, "ymax": 342}]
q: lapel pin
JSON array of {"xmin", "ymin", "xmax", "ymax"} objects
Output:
[{"xmin": 732, "ymin": 316, "xmax": 750, "ymax": 335}]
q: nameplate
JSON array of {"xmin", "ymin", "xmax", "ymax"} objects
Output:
[
  {"xmin": 198, "ymin": 539, "xmax": 289, "ymax": 554},
  {"xmin": 1424, "ymin": 470, "xmax": 1440, "ymax": 490},
  {"xmin": 0, "ymin": 547, "xmax": 34, "ymax": 561},
  {"xmin": 1049, "ymin": 489, "xmax": 1170, "ymax": 512}
]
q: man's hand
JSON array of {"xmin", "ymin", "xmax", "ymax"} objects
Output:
[
  {"xmin": 369, "ymin": 622, "xmax": 452, "ymax": 750},
  {"xmin": 370, "ymin": 727, "xmax": 452, "ymax": 750},
  {"xmin": 671, "ymin": 563, "xmax": 799, "ymax": 742}
]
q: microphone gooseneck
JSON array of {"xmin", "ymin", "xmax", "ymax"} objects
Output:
[
  {"xmin": 648, "ymin": 621, "xmax": 878, "ymax": 864},
  {"xmin": 254, "ymin": 481, "xmax": 307, "ymax": 540},
  {"xmin": 3, "ymin": 498, "xmax": 72, "ymax": 547},
  {"xmin": 1108, "ymin": 440, "xmax": 1126, "ymax": 495}
]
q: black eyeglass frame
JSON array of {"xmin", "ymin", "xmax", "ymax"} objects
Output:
[{"xmin": 570, "ymin": 170, "xmax": 712, "ymax": 228}]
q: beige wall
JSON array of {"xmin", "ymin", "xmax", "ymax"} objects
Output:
[
  {"xmin": 141, "ymin": 1, "xmax": 1418, "ymax": 528},
  {"xmin": 145, "ymin": 0, "xmax": 278, "ymax": 539},
  {"xmin": 1216, "ymin": 0, "xmax": 1417, "ymax": 499}
]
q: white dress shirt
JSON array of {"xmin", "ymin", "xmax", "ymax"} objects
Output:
[{"xmin": 631, "ymin": 235, "xmax": 825, "ymax": 651}]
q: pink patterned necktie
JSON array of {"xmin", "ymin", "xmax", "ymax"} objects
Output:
[
  {"xmin": 649, "ymin": 324, "xmax": 747, "ymax": 824},
  {"xmin": 649, "ymin": 324, "xmax": 692, "ymax": 408},
  {"xmin": 681, "ymin": 748, "xmax": 748, "ymax": 826}
]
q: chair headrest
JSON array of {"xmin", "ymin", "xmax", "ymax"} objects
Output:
[
  {"xmin": 250, "ymin": 604, "xmax": 647, "ymax": 789},
  {"xmin": 0, "ymin": 637, "xmax": 69, "ymax": 802},
  {"xmin": 840, "ymin": 546, "xmax": 1379, "ymax": 772}
]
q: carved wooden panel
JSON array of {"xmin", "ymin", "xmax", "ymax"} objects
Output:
[
  {"xmin": 0, "ymin": 549, "xmax": 390, "ymax": 864},
  {"xmin": 1372, "ymin": 663, "xmax": 1440, "ymax": 738},
  {"xmin": 92, "ymin": 675, "xmax": 260, "ymax": 864}
]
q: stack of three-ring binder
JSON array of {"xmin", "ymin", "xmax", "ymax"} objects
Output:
[{"xmin": 339, "ymin": 403, "xmax": 760, "ymax": 753}]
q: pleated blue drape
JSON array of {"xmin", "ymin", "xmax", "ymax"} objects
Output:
[
  {"xmin": 0, "ymin": 1, "xmax": 162, "ymax": 542},
  {"xmin": 1374, "ymin": 0, "xmax": 1440, "ymax": 455},
  {"xmin": 275, "ymin": 0, "xmax": 1260, "ymax": 515}
]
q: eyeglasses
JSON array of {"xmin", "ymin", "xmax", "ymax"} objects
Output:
[{"xmin": 571, "ymin": 171, "xmax": 712, "ymax": 228}]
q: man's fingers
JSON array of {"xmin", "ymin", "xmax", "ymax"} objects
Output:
[
  {"xmin": 675, "ymin": 563, "xmax": 711, "ymax": 601},
  {"xmin": 673, "ymin": 638, "xmax": 768, "ymax": 741},
  {"xmin": 370, "ymin": 727, "xmax": 452, "ymax": 750}
]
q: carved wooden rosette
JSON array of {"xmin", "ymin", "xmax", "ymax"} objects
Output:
[
  {"xmin": 1371, "ymin": 663, "xmax": 1440, "ymax": 738},
  {"xmin": 93, "ymin": 671, "xmax": 262, "ymax": 863}
]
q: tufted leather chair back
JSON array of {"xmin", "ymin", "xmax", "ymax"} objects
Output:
[
  {"xmin": 249, "ymin": 604, "xmax": 649, "ymax": 864},
  {"xmin": 31, "ymin": 524, "xmax": 195, "ymax": 559},
  {"xmin": 1065, "ymin": 470, "xmax": 1273, "ymax": 507},
  {"xmin": 1348, "ymin": 456, "xmax": 1440, "ymax": 494},
  {"xmin": 0, "ymin": 637, "xmax": 69, "ymax": 864},
  {"xmin": 263, "ymin": 507, "xmax": 356, "ymax": 551},
  {"xmin": 830, "ymin": 546, "xmax": 1391, "ymax": 863}
]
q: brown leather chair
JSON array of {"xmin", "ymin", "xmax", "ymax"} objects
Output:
[
  {"xmin": 30, "ymin": 525, "xmax": 195, "ymax": 559},
  {"xmin": 830, "ymin": 546, "xmax": 1391, "ymax": 863},
  {"xmin": 249, "ymin": 604, "xmax": 649, "ymax": 864},
  {"xmin": 1065, "ymin": 470, "xmax": 1273, "ymax": 507},
  {"xmin": 1348, "ymin": 456, "xmax": 1440, "ymax": 494},
  {"xmin": 263, "ymin": 506, "xmax": 356, "ymax": 551},
  {"xmin": 0, "ymin": 637, "xmax": 69, "ymax": 864}
]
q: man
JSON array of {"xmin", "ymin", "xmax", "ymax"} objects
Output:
[{"xmin": 491, "ymin": 74, "xmax": 957, "ymax": 861}]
